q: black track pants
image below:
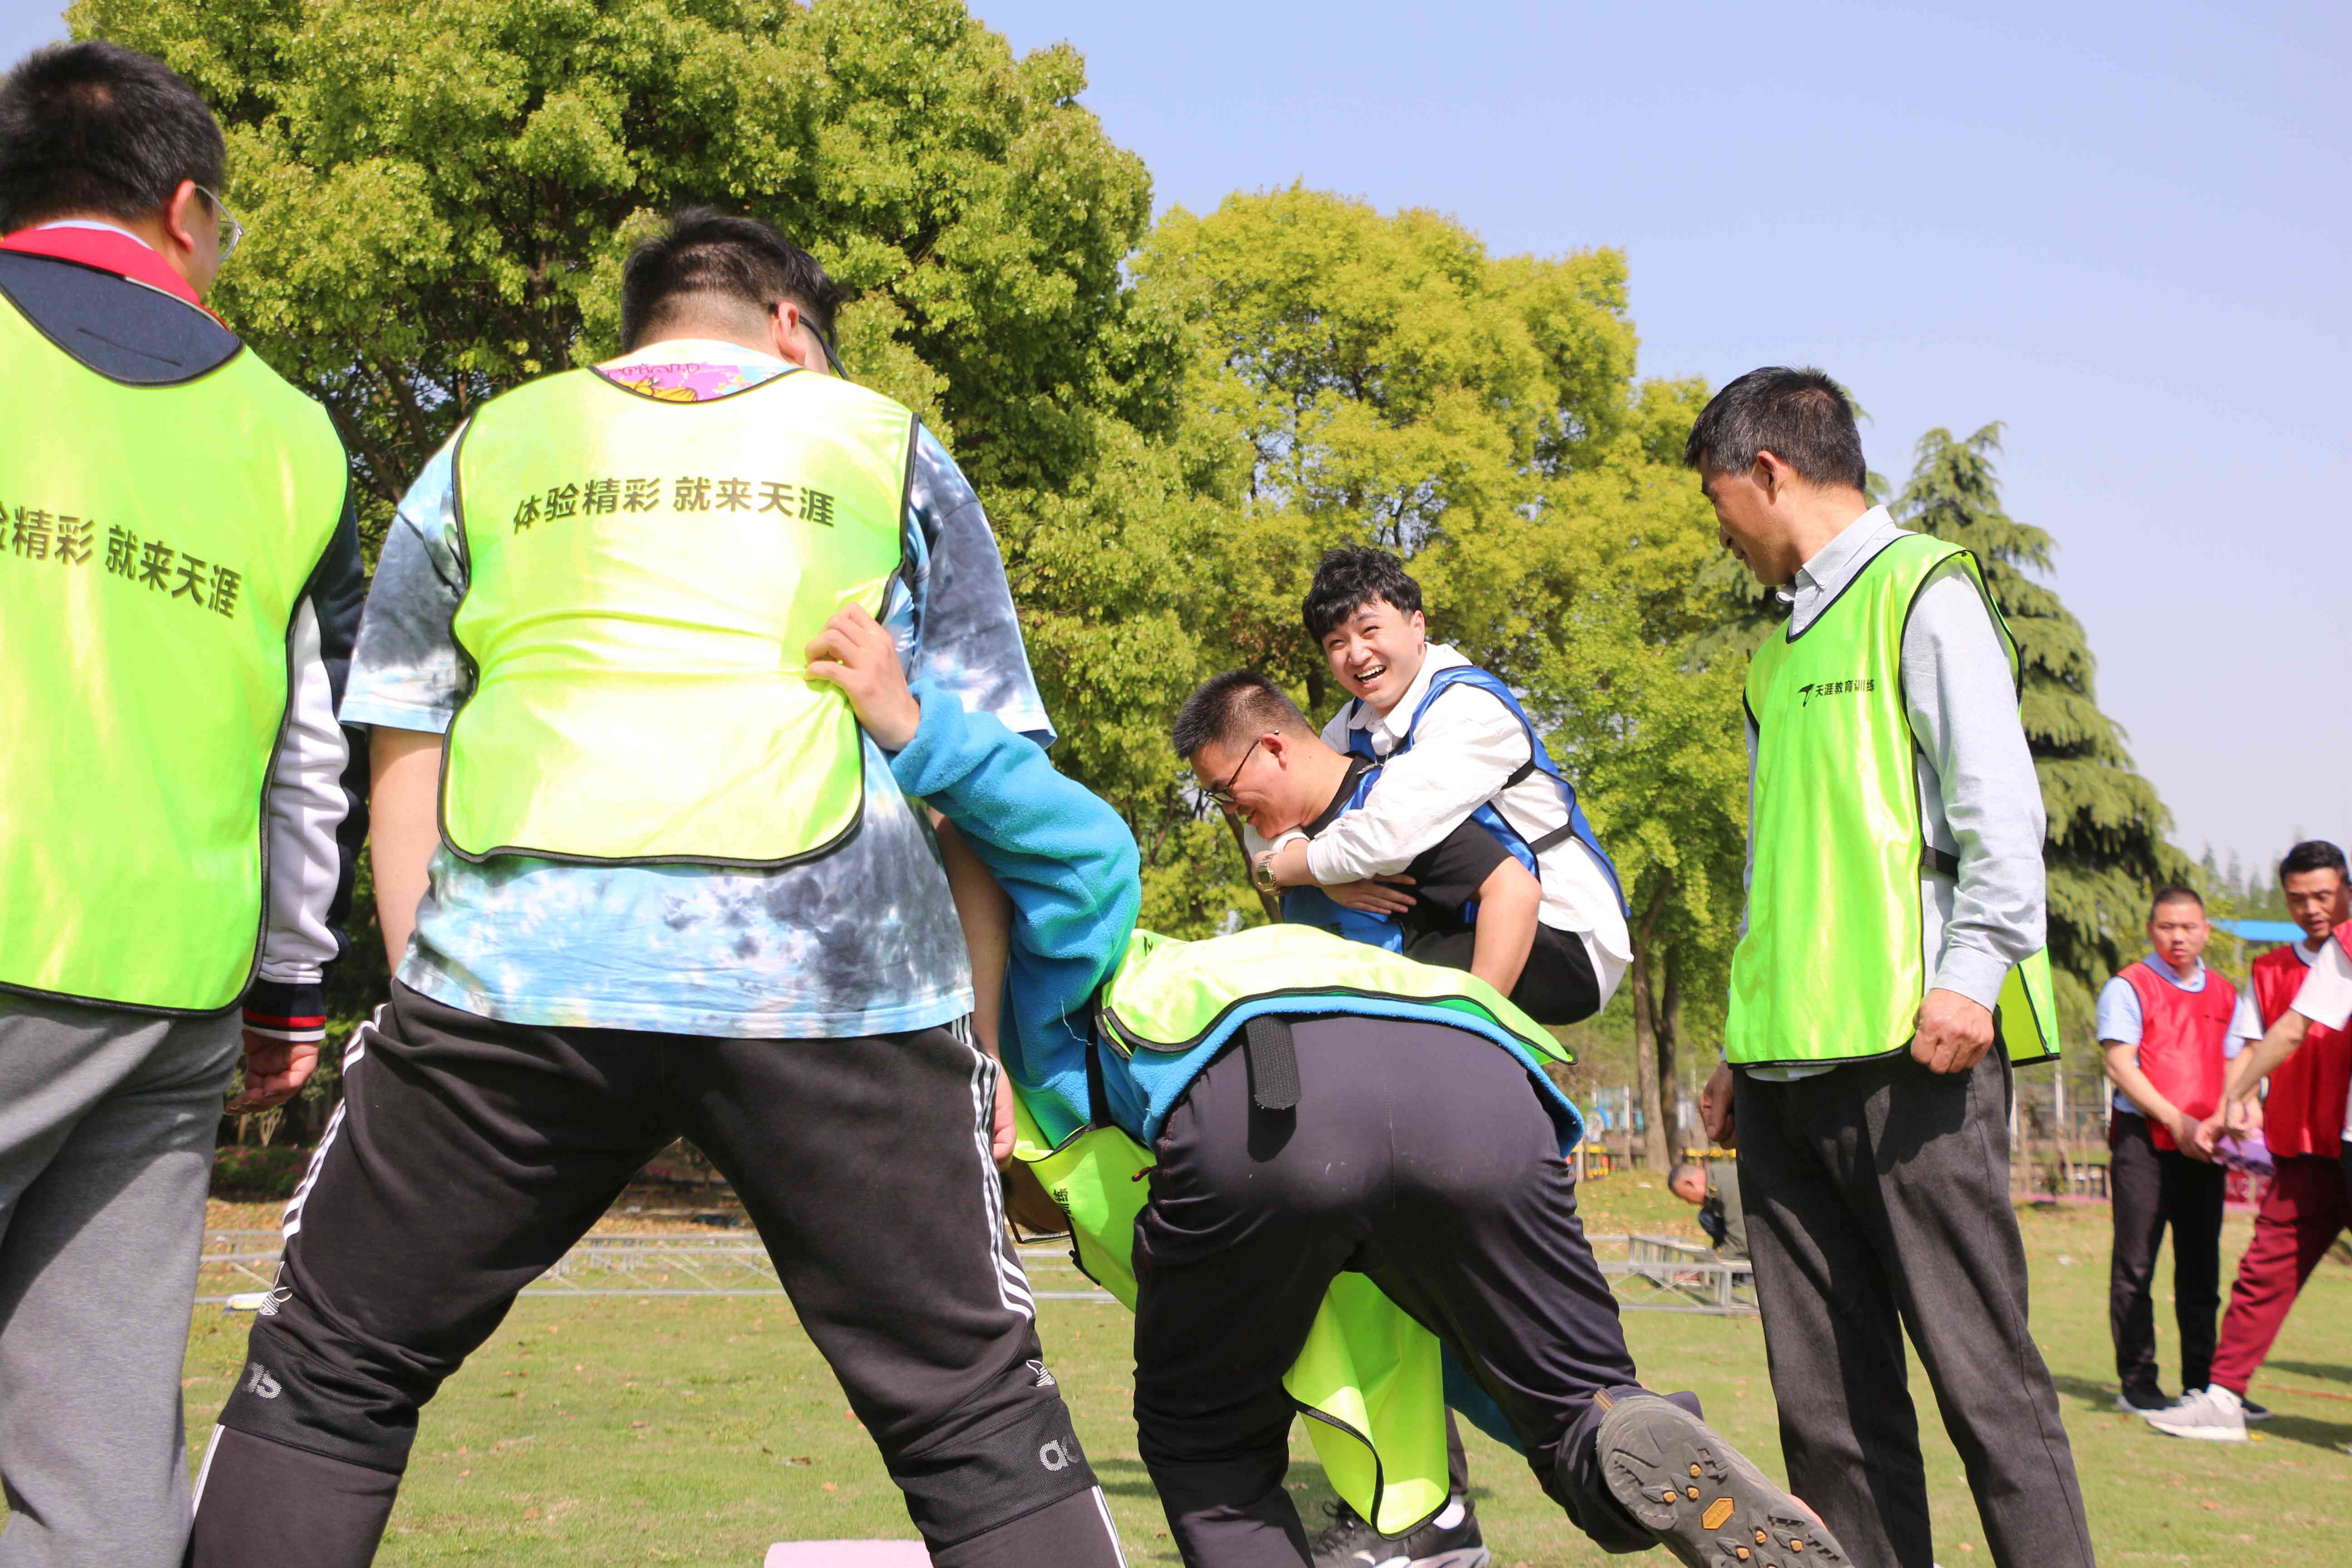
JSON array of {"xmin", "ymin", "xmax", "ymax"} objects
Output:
[
  {"xmin": 2108, "ymin": 1110, "xmax": 2225, "ymax": 1397},
  {"xmin": 1130, "ymin": 1015, "xmax": 1661, "ymax": 1567},
  {"xmin": 186, "ymin": 984, "xmax": 1122, "ymax": 1567}
]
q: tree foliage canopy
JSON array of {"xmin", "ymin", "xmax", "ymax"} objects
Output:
[{"xmin": 70, "ymin": 0, "xmax": 2192, "ymax": 1107}]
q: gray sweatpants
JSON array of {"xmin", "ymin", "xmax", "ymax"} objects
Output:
[{"xmin": 0, "ymin": 994, "xmax": 239, "ymax": 1568}]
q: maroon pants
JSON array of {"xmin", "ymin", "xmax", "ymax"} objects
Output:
[{"xmin": 2209, "ymin": 1148, "xmax": 2352, "ymax": 1394}]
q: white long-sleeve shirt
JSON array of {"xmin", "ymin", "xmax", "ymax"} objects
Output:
[{"xmin": 1298, "ymin": 644, "xmax": 1633, "ymax": 1007}]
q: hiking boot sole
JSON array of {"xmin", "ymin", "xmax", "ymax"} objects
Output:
[
  {"xmin": 1352, "ymin": 1553, "xmax": 1490, "ymax": 1568},
  {"xmin": 1596, "ymin": 1392, "xmax": 1850, "ymax": 1568}
]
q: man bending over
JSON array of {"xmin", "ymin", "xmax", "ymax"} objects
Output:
[{"xmin": 808, "ymin": 604, "xmax": 1848, "ymax": 1568}]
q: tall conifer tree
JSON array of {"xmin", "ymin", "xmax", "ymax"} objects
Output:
[{"xmin": 1895, "ymin": 424, "xmax": 2190, "ymax": 1017}]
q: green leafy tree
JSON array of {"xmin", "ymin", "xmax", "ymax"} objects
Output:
[
  {"xmin": 1132, "ymin": 191, "xmax": 1754, "ymax": 1166},
  {"xmin": 74, "ymin": 0, "xmax": 1164, "ymax": 544},
  {"xmin": 1894, "ymin": 424, "xmax": 2192, "ymax": 1027}
]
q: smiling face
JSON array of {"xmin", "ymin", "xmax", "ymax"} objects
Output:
[
  {"xmin": 1319, "ymin": 596, "xmax": 1428, "ymax": 716},
  {"xmin": 2147, "ymin": 896, "xmax": 2211, "ymax": 974},
  {"xmin": 2283, "ymin": 867, "xmax": 2351, "ymax": 944}
]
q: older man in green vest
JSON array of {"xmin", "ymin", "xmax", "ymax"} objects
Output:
[{"xmin": 1690, "ymin": 368, "xmax": 2089, "ymax": 1568}]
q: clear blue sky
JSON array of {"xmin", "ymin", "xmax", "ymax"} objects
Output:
[{"xmin": 10, "ymin": 2, "xmax": 2343, "ymax": 876}]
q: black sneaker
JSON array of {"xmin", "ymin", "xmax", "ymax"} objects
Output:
[
  {"xmin": 1307, "ymin": 1495, "xmax": 1490, "ymax": 1568},
  {"xmin": 2114, "ymin": 1386, "xmax": 2176, "ymax": 1414},
  {"xmin": 1593, "ymin": 1391, "xmax": 1850, "ymax": 1567},
  {"xmin": 2241, "ymin": 1395, "xmax": 2274, "ymax": 1421}
]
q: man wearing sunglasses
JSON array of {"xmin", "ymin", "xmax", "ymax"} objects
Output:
[
  {"xmin": 187, "ymin": 206, "xmax": 1122, "ymax": 1567},
  {"xmin": 0, "ymin": 39, "xmax": 364, "ymax": 1568}
]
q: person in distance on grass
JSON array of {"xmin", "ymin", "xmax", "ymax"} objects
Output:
[
  {"xmin": 1690, "ymin": 368, "xmax": 2092, "ymax": 1568},
  {"xmin": 2097, "ymin": 886, "xmax": 2237, "ymax": 1416},
  {"xmin": 1243, "ymin": 545, "xmax": 1633, "ymax": 1029},
  {"xmin": 2152, "ymin": 842, "xmax": 2352, "ymax": 1441},
  {"xmin": 184, "ymin": 210, "xmax": 1123, "ymax": 1568},
  {"xmin": 1667, "ymin": 1161, "xmax": 1748, "ymax": 1261},
  {"xmin": 808, "ymin": 602, "xmax": 1852, "ymax": 1568},
  {"xmin": 0, "ymin": 41, "xmax": 364, "ymax": 1568}
]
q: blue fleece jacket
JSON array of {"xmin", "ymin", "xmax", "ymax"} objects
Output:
[{"xmin": 887, "ymin": 679, "xmax": 1140, "ymax": 1145}]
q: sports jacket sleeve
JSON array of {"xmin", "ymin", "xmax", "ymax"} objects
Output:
[
  {"xmin": 888, "ymin": 677, "xmax": 1140, "ymax": 1137},
  {"xmin": 244, "ymin": 493, "xmax": 369, "ymax": 1043}
]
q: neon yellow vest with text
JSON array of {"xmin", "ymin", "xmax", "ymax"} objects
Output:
[
  {"xmin": 0, "ymin": 295, "xmax": 347, "ymax": 1011},
  {"xmin": 445, "ymin": 368, "xmax": 911, "ymax": 865},
  {"xmin": 1727, "ymin": 532, "xmax": 2059, "ymax": 1068},
  {"xmin": 1014, "ymin": 925, "xmax": 1575, "ymax": 1536}
]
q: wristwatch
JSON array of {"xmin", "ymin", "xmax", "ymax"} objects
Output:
[{"xmin": 1251, "ymin": 851, "xmax": 1280, "ymax": 894}]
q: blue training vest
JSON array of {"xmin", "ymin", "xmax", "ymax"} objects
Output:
[{"xmin": 1282, "ymin": 665, "xmax": 1627, "ymax": 945}]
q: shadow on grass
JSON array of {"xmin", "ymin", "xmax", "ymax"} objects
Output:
[
  {"xmin": 2050, "ymin": 1372, "xmax": 2352, "ymax": 1452},
  {"xmin": 2264, "ymin": 1360, "xmax": 2352, "ymax": 1386}
]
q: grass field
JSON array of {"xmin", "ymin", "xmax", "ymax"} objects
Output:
[{"xmin": 149, "ymin": 1179, "xmax": 2352, "ymax": 1565}]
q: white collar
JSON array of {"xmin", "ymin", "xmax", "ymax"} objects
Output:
[{"xmin": 35, "ymin": 218, "xmax": 155, "ymax": 251}]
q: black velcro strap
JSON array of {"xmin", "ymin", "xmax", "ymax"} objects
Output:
[
  {"xmin": 1921, "ymin": 846, "xmax": 1962, "ymax": 878},
  {"xmin": 1504, "ymin": 755, "xmax": 1539, "ymax": 789},
  {"xmin": 1243, "ymin": 1014, "xmax": 1300, "ymax": 1112},
  {"xmin": 1527, "ymin": 823, "xmax": 1578, "ymax": 857}
]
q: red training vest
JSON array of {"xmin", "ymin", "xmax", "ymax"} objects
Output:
[
  {"xmin": 2251, "ymin": 939, "xmax": 2352, "ymax": 1159},
  {"xmin": 2122, "ymin": 958, "xmax": 2235, "ymax": 1150}
]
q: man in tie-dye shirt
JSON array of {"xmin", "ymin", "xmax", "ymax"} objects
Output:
[{"xmin": 187, "ymin": 210, "xmax": 1126, "ymax": 1568}]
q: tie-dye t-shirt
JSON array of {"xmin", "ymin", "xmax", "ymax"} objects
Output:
[{"xmin": 340, "ymin": 340, "xmax": 1051, "ymax": 1038}]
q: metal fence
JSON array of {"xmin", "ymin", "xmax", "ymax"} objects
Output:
[{"xmin": 201, "ymin": 1229, "xmax": 1751, "ymax": 1315}]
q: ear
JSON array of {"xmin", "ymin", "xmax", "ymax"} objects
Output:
[
  {"xmin": 1405, "ymin": 608, "xmax": 1426, "ymax": 638},
  {"xmin": 1752, "ymin": 450, "xmax": 1788, "ymax": 501},
  {"xmin": 1258, "ymin": 730, "xmax": 1291, "ymax": 768},
  {"xmin": 162, "ymin": 179, "xmax": 205, "ymax": 256}
]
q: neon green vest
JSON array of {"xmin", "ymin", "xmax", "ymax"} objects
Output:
[
  {"xmin": 444, "ymin": 368, "xmax": 911, "ymax": 866},
  {"xmin": 0, "ymin": 296, "xmax": 347, "ymax": 1012},
  {"xmin": 1014, "ymin": 924, "xmax": 1574, "ymax": 1535},
  {"xmin": 1727, "ymin": 532, "xmax": 2059, "ymax": 1068}
]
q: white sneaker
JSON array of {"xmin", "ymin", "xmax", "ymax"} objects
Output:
[{"xmin": 2145, "ymin": 1385, "xmax": 2249, "ymax": 1442}]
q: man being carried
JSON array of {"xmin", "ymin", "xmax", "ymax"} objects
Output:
[
  {"xmin": 808, "ymin": 604, "xmax": 1851, "ymax": 1568},
  {"xmin": 1244, "ymin": 546, "xmax": 1630, "ymax": 1027},
  {"xmin": 2150, "ymin": 842, "xmax": 2352, "ymax": 1440},
  {"xmin": 2098, "ymin": 886, "xmax": 2234, "ymax": 1416},
  {"xmin": 186, "ymin": 210, "xmax": 1121, "ymax": 1567}
]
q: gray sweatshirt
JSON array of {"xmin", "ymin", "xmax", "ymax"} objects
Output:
[{"xmin": 1741, "ymin": 508, "xmax": 2048, "ymax": 1072}]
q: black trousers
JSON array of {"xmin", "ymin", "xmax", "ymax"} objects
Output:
[
  {"xmin": 186, "ymin": 984, "xmax": 1119, "ymax": 1568},
  {"xmin": 2108, "ymin": 1110, "xmax": 2226, "ymax": 1398},
  {"xmin": 1732, "ymin": 1049, "xmax": 2093, "ymax": 1568},
  {"xmin": 1405, "ymin": 921, "xmax": 1601, "ymax": 1027},
  {"xmin": 1131, "ymin": 1015, "xmax": 1658, "ymax": 1568}
]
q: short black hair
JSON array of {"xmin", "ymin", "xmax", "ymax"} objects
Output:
[
  {"xmin": 1303, "ymin": 544, "xmax": 1424, "ymax": 643},
  {"xmin": 619, "ymin": 207, "xmax": 844, "ymax": 352},
  {"xmin": 1683, "ymin": 367, "xmax": 1868, "ymax": 492},
  {"xmin": 0, "ymin": 41, "xmax": 225, "ymax": 231},
  {"xmin": 1667, "ymin": 1161, "xmax": 1705, "ymax": 1191},
  {"xmin": 1171, "ymin": 670, "xmax": 1310, "ymax": 761},
  {"xmin": 2280, "ymin": 841, "xmax": 2348, "ymax": 883},
  {"xmin": 2149, "ymin": 884, "xmax": 2205, "ymax": 918}
]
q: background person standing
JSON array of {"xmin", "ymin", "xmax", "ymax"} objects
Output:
[
  {"xmin": 0, "ymin": 40, "xmax": 363, "ymax": 1568},
  {"xmin": 1690, "ymin": 367, "xmax": 2091, "ymax": 1568},
  {"xmin": 2148, "ymin": 841, "xmax": 2352, "ymax": 1441},
  {"xmin": 2097, "ymin": 887, "xmax": 2234, "ymax": 1415}
]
